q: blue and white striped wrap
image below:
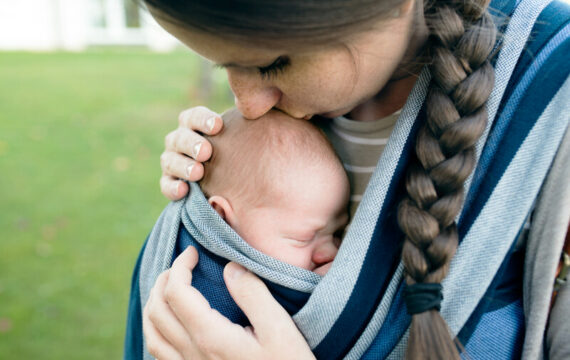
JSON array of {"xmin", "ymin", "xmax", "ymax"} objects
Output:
[{"xmin": 135, "ymin": 0, "xmax": 570, "ymax": 358}]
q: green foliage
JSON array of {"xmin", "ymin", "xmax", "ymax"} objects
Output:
[{"xmin": 0, "ymin": 49, "xmax": 233, "ymax": 359}]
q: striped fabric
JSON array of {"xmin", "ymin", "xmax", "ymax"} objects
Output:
[
  {"xmin": 124, "ymin": 0, "xmax": 570, "ymax": 358},
  {"xmin": 319, "ymin": 113, "xmax": 398, "ymax": 218}
]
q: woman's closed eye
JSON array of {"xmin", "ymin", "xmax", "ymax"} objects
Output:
[{"xmin": 258, "ymin": 56, "xmax": 290, "ymax": 80}]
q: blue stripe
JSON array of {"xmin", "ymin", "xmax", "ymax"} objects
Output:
[
  {"xmin": 508, "ymin": 1, "xmax": 570, "ymax": 93},
  {"xmin": 492, "ymin": 0, "xmax": 570, "ymax": 126},
  {"xmin": 313, "ymin": 107, "xmax": 425, "ymax": 359},
  {"xmin": 457, "ymin": 227, "xmax": 525, "ymax": 345},
  {"xmin": 124, "ymin": 237, "xmax": 148, "ymax": 360},
  {"xmin": 461, "ymin": 300, "xmax": 525, "ymax": 359},
  {"xmin": 361, "ymin": 283, "xmax": 410, "ymax": 359},
  {"xmin": 488, "ymin": 0, "xmax": 518, "ymax": 21},
  {"xmin": 460, "ymin": 23, "xmax": 570, "ymax": 239}
]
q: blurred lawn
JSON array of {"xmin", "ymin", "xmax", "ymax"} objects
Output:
[{"xmin": 0, "ymin": 49, "xmax": 233, "ymax": 359}]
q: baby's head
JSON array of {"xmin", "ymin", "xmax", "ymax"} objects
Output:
[{"xmin": 200, "ymin": 109, "xmax": 349, "ymax": 275}]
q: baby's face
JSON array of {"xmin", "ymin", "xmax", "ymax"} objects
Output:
[{"xmin": 231, "ymin": 165, "xmax": 350, "ymax": 276}]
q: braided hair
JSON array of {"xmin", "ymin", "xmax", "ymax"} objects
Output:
[{"xmin": 397, "ymin": 0, "xmax": 497, "ymax": 358}]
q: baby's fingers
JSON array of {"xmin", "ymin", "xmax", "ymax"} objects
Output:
[{"xmin": 178, "ymin": 106, "xmax": 223, "ymax": 135}]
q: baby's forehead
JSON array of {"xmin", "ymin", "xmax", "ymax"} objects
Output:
[{"xmin": 217, "ymin": 107, "xmax": 347, "ymax": 199}]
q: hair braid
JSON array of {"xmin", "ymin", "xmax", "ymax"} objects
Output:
[{"xmin": 397, "ymin": 0, "xmax": 497, "ymax": 358}]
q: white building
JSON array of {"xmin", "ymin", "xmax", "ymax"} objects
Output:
[{"xmin": 0, "ymin": 0, "xmax": 180, "ymax": 52}]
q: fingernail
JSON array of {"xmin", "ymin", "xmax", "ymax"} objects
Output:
[
  {"xmin": 227, "ymin": 262, "xmax": 246, "ymax": 279},
  {"xmin": 172, "ymin": 182, "xmax": 180, "ymax": 197},
  {"xmin": 193, "ymin": 142, "xmax": 202, "ymax": 158},
  {"xmin": 206, "ymin": 117, "xmax": 216, "ymax": 132},
  {"xmin": 186, "ymin": 164, "xmax": 194, "ymax": 179}
]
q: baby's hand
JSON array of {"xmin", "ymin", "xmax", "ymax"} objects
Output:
[{"xmin": 160, "ymin": 106, "xmax": 223, "ymax": 200}]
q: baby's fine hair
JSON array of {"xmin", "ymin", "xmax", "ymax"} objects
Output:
[{"xmin": 200, "ymin": 109, "xmax": 344, "ymax": 208}]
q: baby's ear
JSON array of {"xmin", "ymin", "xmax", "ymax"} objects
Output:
[{"xmin": 208, "ymin": 195, "xmax": 235, "ymax": 224}]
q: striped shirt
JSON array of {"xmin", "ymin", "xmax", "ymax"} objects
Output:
[{"xmin": 319, "ymin": 111, "xmax": 399, "ymax": 218}]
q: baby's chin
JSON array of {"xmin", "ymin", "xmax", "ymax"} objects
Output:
[{"xmin": 313, "ymin": 262, "xmax": 334, "ymax": 276}]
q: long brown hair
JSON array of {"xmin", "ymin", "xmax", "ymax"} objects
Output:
[
  {"xmin": 398, "ymin": 0, "xmax": 496, "ymax": 357},
  {"xmin": 140, "ymin": 0, "xmax": 496, "ymax": 358}
]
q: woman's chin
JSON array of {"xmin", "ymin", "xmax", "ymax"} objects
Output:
[{"xmin": 318, "ymin": 107, "xmax": 353, "ymax": 119}]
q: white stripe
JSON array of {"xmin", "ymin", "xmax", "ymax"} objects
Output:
[
  {"xmin": 331, "ymin": 125, "xmax": 389, "ymax": 145},
  {"xmin": 344, "ymin": 164, "xmax": 376, "ymax": 173}
]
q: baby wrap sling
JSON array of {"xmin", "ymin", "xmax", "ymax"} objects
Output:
[{"xmin": 124, "ymin": 0, "xmax": 570, "ymax": 358}]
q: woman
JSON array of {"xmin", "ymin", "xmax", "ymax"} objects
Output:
[{"xmin": 125, "ymin": 0, "xmax": 570, "ymax": 359}]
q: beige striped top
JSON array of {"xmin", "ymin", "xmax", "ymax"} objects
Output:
[{"xmin": 319, "ymin": 111, "xmax": 400, "ymax": 219}]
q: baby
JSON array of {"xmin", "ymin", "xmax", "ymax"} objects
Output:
[{"xmin": 199, "ymin": 109, "xmax": 350, "ymax": 275}]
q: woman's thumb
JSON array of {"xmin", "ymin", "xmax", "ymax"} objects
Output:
[{"xmin": 223, "ymin": 262, "xmax": 291, "ymax": 338}]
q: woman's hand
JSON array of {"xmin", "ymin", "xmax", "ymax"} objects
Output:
[
  {"xmin": 143, "ymin": 247, "xmax": 315, "ymax": 360},
  {"xmin": 160, "ymin": 107, "xmax": 223, "ymax": 201}
]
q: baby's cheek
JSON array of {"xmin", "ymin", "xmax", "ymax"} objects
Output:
[
  {"xmin": 278, "ymin": 244, "xmax": 315, "ymax": 270},
  {"xmin": 255, "ymin": 239, "xmax": 312, "ymax": 270}
]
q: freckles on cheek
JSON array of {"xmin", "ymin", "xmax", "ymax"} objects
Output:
[{"xmin": 323, "ymin": 55, "xmax": 360, "ymax": 101}]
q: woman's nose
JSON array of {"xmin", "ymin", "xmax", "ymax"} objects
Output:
[
  {"xmin": 312, "ymin": 240, "xmax": 339, "ymax": 267},
  {"xmin": 227, "ymin": 69, "xmax": 281, "ymax": 119}
]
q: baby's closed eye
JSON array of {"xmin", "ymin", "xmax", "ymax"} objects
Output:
[{"xmin": 285, "ymin": 237, "xmax": 314, "ymax": 247}]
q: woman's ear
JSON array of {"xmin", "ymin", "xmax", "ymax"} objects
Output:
[{"xmin": 208, "ymin": 195, "xmax": 238, "ymax": 226}]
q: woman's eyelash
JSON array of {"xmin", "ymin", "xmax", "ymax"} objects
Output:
[{"xmin": 258, "ymin": 56, "xmax": 290, "ymax": 79}]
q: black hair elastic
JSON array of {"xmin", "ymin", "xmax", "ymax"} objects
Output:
[{"xmin": 403, "ymin": 283, "xmax": 443, "ymax": 315}]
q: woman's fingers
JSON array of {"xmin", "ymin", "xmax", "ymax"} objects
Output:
[
  {"xmin": 165, "ymin": 127, "xmax": 213, "ymax": 163},
  {"xmin": 164, "ymin": 248, "xmax": 220, "ymax": 332},
  {"xmin": 223, "ymin": 263, "xmax": 286, "ymax": 338},
  {"xmin": 160, "ymin": 151, "xmax": 204, "ymax": 182},
  {"xmin": 147, "ymin": 249, "xmax": 313, "ymax": 359},
  {"xmin": 178, "ymin": 106, "xmax": 223, "ymax": 135},
  {"xmin": 147, "ymin": 272, "xmax": 198, "ymax": 358},
  {"xmin": 159, "ymin": 106, "xmax": 223, "ymax": 200},
  {"xmin": 143, "ymin": 316, "xmax": 184, "ymax": 360},
  {"xmin": 160, "ymin": 175, "xmax": 189, "ymax": 201},
  {"xmin": 144, "ymin": 272, "xmax": 186, "ymax": 360},
  {"xmin": 159, "ymin": 248, "xmax": 261, "ymax": 359},
  {"xmin": 222, "ymin": 262, "xmax": 314, "ymax": 359}
]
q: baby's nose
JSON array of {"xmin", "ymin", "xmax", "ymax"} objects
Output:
[{"xmin": 312, "ymin": 241, "xmax": 339, "ymax": 266}]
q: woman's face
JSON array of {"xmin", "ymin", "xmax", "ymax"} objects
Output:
[{"xmin": 153, "ymin": 1, "xmax": 421, "ymax": 120}]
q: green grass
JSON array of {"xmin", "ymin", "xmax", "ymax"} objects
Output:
[{"xmin": 0, "ymin": 49, "xmax": 233, "ymax": 359}]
